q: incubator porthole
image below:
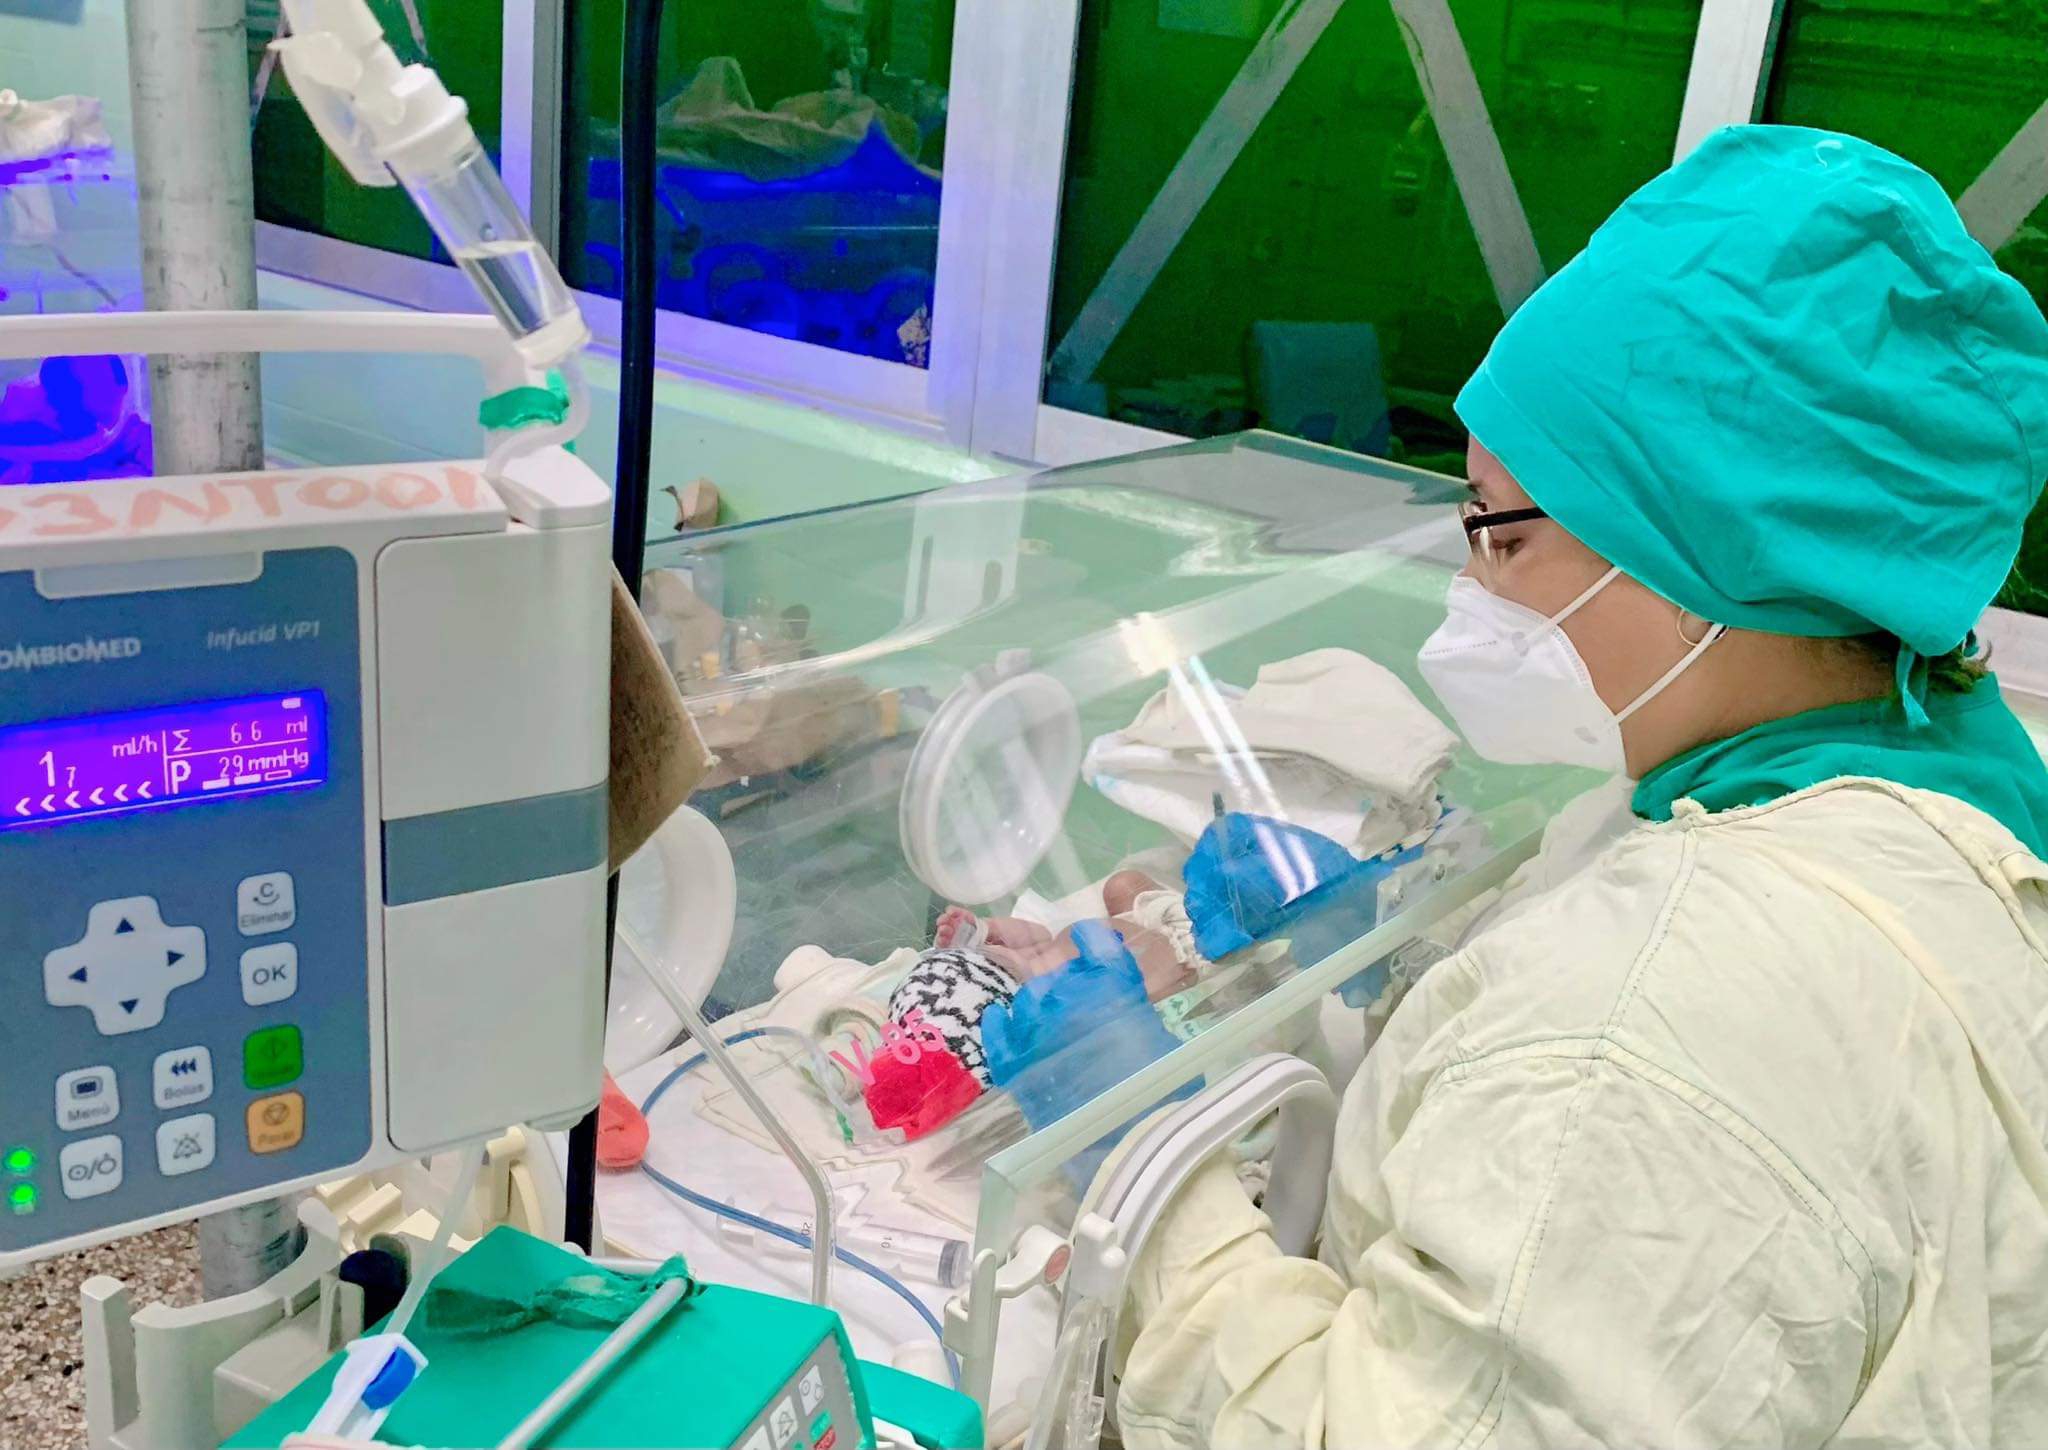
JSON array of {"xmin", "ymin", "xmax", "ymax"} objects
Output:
[{"xmin": 900, "ymin": 663, "xmax": 1083, "ymax": 906}]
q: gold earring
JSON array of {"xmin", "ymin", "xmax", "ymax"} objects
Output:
[{"xmin": 1675, "ymin": 611, "xmax": 1715, "ymax": 647}]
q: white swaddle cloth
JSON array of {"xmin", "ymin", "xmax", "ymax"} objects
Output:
[
  {"xmin": 1084, "ymin": 648, "xmax": 1459, "ymax": 859},
  {"xmin": 1126, "ymin": 888, "xmax": 1204, "ymax": 974}
]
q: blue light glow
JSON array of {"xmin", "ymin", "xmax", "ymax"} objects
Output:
[{"xmin": 0, "ymin": 690, "xmax": 328, "ymax": 832}]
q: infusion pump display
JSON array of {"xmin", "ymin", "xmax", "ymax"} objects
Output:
[{"xmin": 0, "ymin": 691, "xmax": 328, "ymax": 831}]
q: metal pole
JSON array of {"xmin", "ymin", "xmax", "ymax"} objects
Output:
[
  {"xmin": 195, "ymin": 1193, "xmax": 305, "ymax": 1299},
  {"xmin": 125, "ymin": 0, "xmax": 285, "ymax": 1297},
  {"xmin": 124, "ymin": 0, "xmax": 265, "ymax": 477}
]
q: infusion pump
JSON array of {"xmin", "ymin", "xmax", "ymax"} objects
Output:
[{"xmin": 0, "ymin": 314, "xmax": 612, "ymax": 1270}]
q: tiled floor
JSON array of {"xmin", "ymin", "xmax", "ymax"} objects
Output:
[{"xmin": 0, "ymin": 1225, "xmax": 200, "ymax": 1450}]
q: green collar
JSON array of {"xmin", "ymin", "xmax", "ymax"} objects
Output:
[{"xmin": 1634, "ymin": 675, "xmax": 2048, "ymax": 857}]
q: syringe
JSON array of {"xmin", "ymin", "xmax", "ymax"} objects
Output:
[{"xmin": 717, "ymin": 1203, "xmax": 970, "ymax": 1289}]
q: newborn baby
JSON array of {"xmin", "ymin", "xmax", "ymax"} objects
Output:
[
  {"xmin": 932, "ymin": 869, "xmax": 1206, "ymax": 1002},
  {"xmin": 871, "ymin": 871, "xmax": 1212, "ymax": 1135}
]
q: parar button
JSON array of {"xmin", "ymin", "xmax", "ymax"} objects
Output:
[{"xmin": 246, "ymin": 1092, "xmax": 304, "ymax": 1154}]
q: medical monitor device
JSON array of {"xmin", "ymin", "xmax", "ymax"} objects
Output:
[{"xmin": 0, "ymin": 310, "xmax": 610, "ymax": 1269}]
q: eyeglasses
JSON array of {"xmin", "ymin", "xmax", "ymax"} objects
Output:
[{"xmin": 1458, "ymin": 500, "xmax": 1549, "ymax": 573}]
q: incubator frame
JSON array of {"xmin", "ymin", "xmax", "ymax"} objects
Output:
[{"xmin": 950, "ymin": 825, "xmax": 1541, "ymax": 1403}]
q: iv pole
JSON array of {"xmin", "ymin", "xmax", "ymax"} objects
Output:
[
  {"xmin": 557, "ymin": 0, "xmax": 669, "ymax": 1259},
  {"xmin": 562, "ymin": 0, "xmax": 839, "ymax": 1305},
  {"xmin": 124, "ymin": 0, "xmax": 298, "ymax": 1302}
]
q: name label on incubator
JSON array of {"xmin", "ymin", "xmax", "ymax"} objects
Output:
[{"xmin": 0, "ymin": 465, "xmax": 490, "ymax": 540}]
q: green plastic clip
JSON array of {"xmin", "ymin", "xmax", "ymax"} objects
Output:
[{"xmin": 478, "ymin": 370, "xmax": 570, "ymax": 432}]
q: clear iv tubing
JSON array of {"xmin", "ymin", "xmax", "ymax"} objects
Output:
[
  {"xmin": 484, "ymin": 353, "xmax": 591, "ymax": 482},
  {"xmin": 639, "ymin": 1034, "xmax": 962, "ymax": 1387},
  {"xmin": 623, "ymin": 918, "xmax": 835, "ymax": 1304},
  {"xmin": 299, "ymin": 1136, "xmax": 488, "ymax": 1436},
  {"xmin": 385, "ymin": 1138, "xmax": 486, "ymax": 1339}
]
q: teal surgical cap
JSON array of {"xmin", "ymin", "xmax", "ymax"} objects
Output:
[{"xmin": 1456, "ymin": 124, "xmax": 2048, "ymax": 657}]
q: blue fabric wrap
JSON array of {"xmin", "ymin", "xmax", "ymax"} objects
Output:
[{"xmin": 1183, "ymin": 811, "xmax": 1380, "ymax": 960}]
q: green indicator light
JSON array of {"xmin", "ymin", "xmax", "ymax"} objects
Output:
[
  {"xmin": 4, "ymin": 1147, "xmax": 35, "ymax": 1175},
  {"xmin": 8, "ymin": 1182, "xmax": 36, "ymax": 1214}
]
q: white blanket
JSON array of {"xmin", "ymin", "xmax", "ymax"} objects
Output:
[
  {"xmin": 1084, "ymin": 648, "xmax": 1457, "ymax": 858},
  {"xmin": 693, "ymin": 945, "xmax": 1025, "ymax": 1230}
]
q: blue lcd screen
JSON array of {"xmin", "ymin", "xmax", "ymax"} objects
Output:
[{"xmin": 0, "ymin": 690, "xmax": 327, "ymax": 831}]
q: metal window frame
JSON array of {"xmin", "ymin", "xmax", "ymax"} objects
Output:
[
  {"xmin": 256, "ymin": 0, "xmax": 1092, "ymax": 453},
  {"xmin": 1981, "ymin": 607, "xmax": 2048, "ymax": 707},
  {"xmin": 502, "ymin": 0, "xmax": 564, "ymax": 261},
  {"xmin": 1673, "ymin": 0, "xmax": 1785, "ymax": 160},
  {"xmin": 939, "ymin": 0, "xmax": 1085, "ymax": 458},
  {"xmin": 254, "ymin": 0, "xmax": 1843, "ymax": 470},
  {"xmin": 1021, "ymin": 0, "xmax": 1794, "ymax": 468}
]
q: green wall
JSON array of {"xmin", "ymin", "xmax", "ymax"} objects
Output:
[
  {"xmin": 1047, "ymin": 0, "xmax": 2048, "ymax": 602},
  {"xmin": 1048, "ymin": 0, "xmax": 1698, "ymax": 469},
  {"xmin": 1762, "ymin": 0, "xmax": 2048, "ymax": 611}
]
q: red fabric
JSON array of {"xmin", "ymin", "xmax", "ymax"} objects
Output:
[
  {"xmin": 864, "ymin": 1041, "xmax": 982, "ymax": 1140},
  {"xmin": 597, "ymin": 1071, "xmax": 650, "ymax": 1170}
]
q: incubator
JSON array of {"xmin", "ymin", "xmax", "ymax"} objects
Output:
[
  {"xmin": 0, "ymin": 90, "xmax": 149, "ymax": 484},
  {"xmin": 605, "ymin": 430, "xmax": 1598, "ymax": 1427}
]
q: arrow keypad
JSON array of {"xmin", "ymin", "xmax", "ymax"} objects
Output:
[{"xmin": 44, "ymin": 897, "xmax": 206, "ymax": 1036}]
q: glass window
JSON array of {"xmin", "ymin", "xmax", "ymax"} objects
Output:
[
  {"xmin": 559, "ymin": 0, "xmax": 955, "ymax": 367},
  {"xmin": 246, "ymin": 0, "xmax": 506, "ymax": 262},
  {"xmin": 1044, "ymin": 0, "xmax": 1701, "ymax": 473},
  {"xmin": 1761, "ymin": 0, "xmax": 2048, "ymax": 615}
]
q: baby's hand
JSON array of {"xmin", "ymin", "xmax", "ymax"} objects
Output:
[{"xmin": 934, "ymin": 905, "xmax": 980, "ymax": 949}]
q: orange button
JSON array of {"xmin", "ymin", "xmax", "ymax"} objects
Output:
[{"xmin": 246, "ymin": 1092, "xmax": 304, "ymax": 1154}]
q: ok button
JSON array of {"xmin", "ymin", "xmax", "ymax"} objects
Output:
[{"xmin": 240, "ymin": 943, "xmax": 298, "ymax": 1006}]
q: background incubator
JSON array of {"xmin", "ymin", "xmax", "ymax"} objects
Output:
[
  {"xmin": 0, "ymin": 89, "xmax": 149, "ymax": 485},
  {"xmin": 602, "ymin": 429, "xmax": 1594, "ymax": 1418}
]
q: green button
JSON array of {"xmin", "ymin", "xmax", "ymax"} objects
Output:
[
  {"xmin": 811, "ymin": 1411, "xmax": 832, "ymax": 1441},
  {"xmin": 243, "ymin": 1025, "xmax": 304, "ymax": 1090}
]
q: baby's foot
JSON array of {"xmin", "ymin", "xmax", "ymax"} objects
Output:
[
  {"xmin": 934, "ymin": 905, "xmax": 982, "ymax": 949},
  {"xmin": 982, "ymin": 915, "xmax": 1055, "ymax": 950}
]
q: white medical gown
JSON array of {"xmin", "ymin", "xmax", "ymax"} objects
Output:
[{"xmin": 1114, "ymin": 778, "xmax": 2048, "ymax": 1448}]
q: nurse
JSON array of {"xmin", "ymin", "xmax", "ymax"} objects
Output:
[{"xmin": 1110, "ymin": 127, "xmax": 2048, "ymax": 1448}]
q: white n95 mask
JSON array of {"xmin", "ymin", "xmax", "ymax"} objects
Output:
[{"xmin": 1417, "ymin": 569, "xmax": 1725, "ymax": 772}]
